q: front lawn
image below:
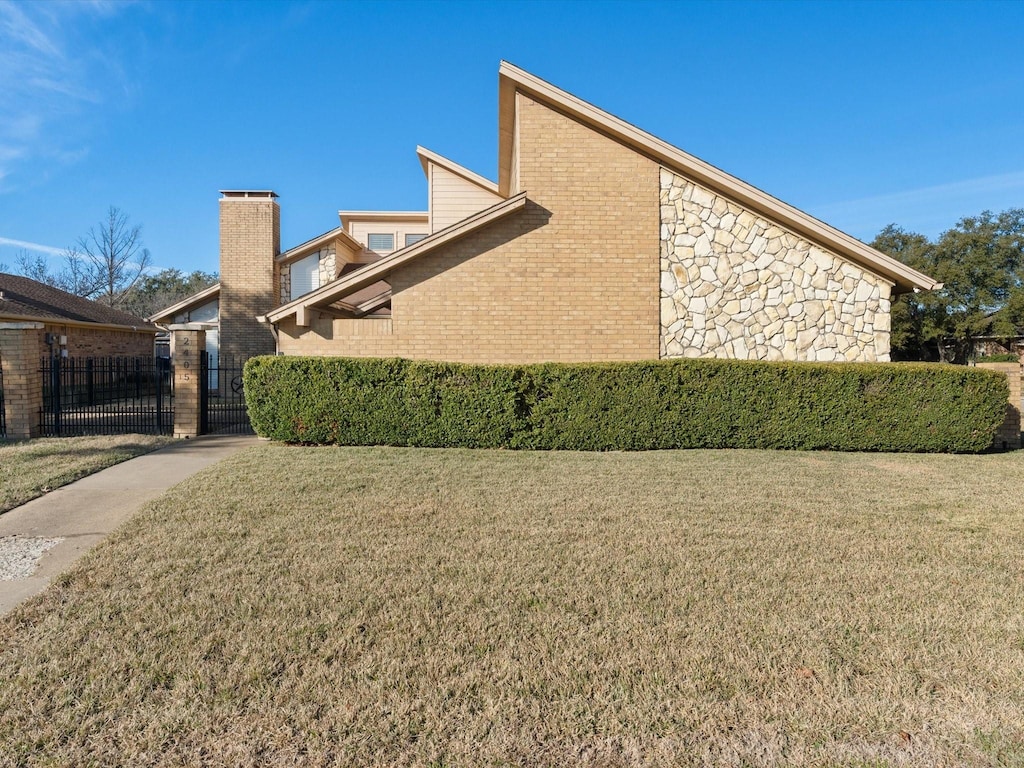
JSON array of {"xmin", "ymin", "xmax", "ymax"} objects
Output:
[
  {"xmin": 0, "ymin": 434, "xmax": 173, "ymax": 515},
  {"xmin": 1, "ymin": 446, "xmax": 1022, "ymax": 766}
]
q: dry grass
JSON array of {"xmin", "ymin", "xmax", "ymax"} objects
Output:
[
  {"xmin": 0, "ymin": 434, "xmax": 173, "ymax": 514},
  {"xmin": 1, "ymin": 445, "xmax": 1023, "ymax": 767}
]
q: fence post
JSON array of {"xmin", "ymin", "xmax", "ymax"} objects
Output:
[
  {"xmin": 50, "ymin": 354, "xmax": 62, "ymax": 436},
  {"xmin": 170, "ymin": 325, "xmax": 206, "ymax": 438},
  {"xmin": 977, "ymin": 361, "xmax": 1022, "ymax": 450},
  {"xmin": 0, "ymin": 322, "xmax": 45, "ymax": 439}
]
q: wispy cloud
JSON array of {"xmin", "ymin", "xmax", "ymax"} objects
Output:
[
  {"xmin": 0, "ymin": 236, "xmax": 65, "ymax": 256},
  {"xmin": 812, "ymin": 171, "xmax": 1024, "ymax": 239},
  {"xmin": 0, "ymin": 0, "xmax": 132, "ymax": 191}
]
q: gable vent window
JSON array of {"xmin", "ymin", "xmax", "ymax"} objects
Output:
[
  {"xmin": 405, "ymin": 233, "xmax": 427, "ymax": 247},
  {"xmin": 368, "ymin": 233, "xmax": 394, "ymax": 252}
]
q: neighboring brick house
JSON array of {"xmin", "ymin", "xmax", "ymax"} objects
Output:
[
  {"xmin": 161, "ymin": 62, "xmax": 940, "ymax": 365},
  {"xmin": 0, "ymin": 273, "xmax": 157, "ymax": 360},
  {"xmin": 0, "ymin": 273, "xmax": 158, "ymax": 438}
]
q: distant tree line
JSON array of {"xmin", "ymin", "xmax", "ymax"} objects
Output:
[{"xmin": 872, "ymin": 208, "xmax": 1024, "ymax": 363}]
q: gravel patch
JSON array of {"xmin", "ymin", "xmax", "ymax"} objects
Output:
[{"xmin": 0, "ymin": 536, "xmax": 63, "ymax": 580}]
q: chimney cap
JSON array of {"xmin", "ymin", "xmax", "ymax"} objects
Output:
[{"xmin": 219, "ymin": 190, "xmax": 279, "ymax": 199}]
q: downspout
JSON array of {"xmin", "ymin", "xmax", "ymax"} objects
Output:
[{"xmin": 256, "ymin": 315, "xmax": 280, "ymax": 355}]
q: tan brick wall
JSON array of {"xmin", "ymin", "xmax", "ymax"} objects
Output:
[
  {"xmin": 0, "ymin": 325, "xmax": 45, "ymax": 438},
  {"xmin": 279, "ymin": 94, "xmax": 660, "ymax": 362},
  {"xmin": 47, "ymin": 324, "xmax": 154, "ymax": 358},
  {"xmin": 220, "ymin": 196, "xmax": 280, "ymax": 362},
  {"xmin": 977, "ymin": 362, "xmax": 1022, "ymax": 450},
  {"xmin": 172, "ymin": 329, "xmax": 205, "ymax": 437}
]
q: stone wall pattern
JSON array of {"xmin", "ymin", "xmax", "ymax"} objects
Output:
[{"xmin": 659, "ymin": 168, "xmax": 892, "ymax": 362}]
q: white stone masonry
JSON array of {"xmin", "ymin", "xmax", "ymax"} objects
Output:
[{"xmin": 659, "ymin": 168, "xmax": 891, "ymax": 362}]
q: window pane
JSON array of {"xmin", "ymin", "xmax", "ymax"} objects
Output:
[
  {"xmin": 368, "ymin": 233, "xmax": 394, "ymax": 251},
  {"xmin": 405, "ymin": 233, "xmax": 427, "ymax": 247},
  {"xmin": 290, "ymin": 252, "xmax": 320, "ymax": 300}
]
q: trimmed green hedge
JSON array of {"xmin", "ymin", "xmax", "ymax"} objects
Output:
[
  {"xmin": 976, "ymin": 354, "xmax": 1020, "ymax": 363},
  {"xmin": 244, "ymin": 356, "xmax": 1009, "ymax": 453}
]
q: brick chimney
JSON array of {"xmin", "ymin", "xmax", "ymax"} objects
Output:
[{"xmin": 219, "ymin": 190, "xmax": 280, "ymax": 362}]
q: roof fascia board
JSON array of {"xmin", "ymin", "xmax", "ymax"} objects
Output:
[
  {"xmin": 0, "ymin": 312, "xmax": 158, "ymax": 333},
  {"xmin": 416, "ymin": 146, "xmax": 501, "ymax": 195},
  {"xmin": 338, "ymin": 210, "xmax": 429, "ymax": 227},
  {"xmin": 496, "ymin": 61, "xmax": 938, "ymax": 293},
  {"xmin": 277, "ymin": 227, "xmax": 362, "ymax": 263},
  {"xmin": 268, "ymin": 192, "xmax": 528, "ymax": 324},
  {"xmin": 146, "ymin": 283, "xmax": 221, "ymax": 323}
]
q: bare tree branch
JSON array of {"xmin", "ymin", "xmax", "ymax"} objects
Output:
[{"xmin": 76, "ymin": 206, "xmax": 152, "ymax": 307}]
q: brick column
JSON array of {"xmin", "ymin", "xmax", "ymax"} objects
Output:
[
  {"xmin": 0, "ymin": 322, "xmax": 45, "ymax": 439},
  {"xmin": 171, "ymin": 326, "xmax": 206, "ymax": 438},
  {"xmin": 977, "ymin": 362, "xmax": 1022, "ymax": 450}
]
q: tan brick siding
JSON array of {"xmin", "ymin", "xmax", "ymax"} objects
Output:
[
  {"xmin": 977, "ymin": 362, "xmax": 1022, "ymax": 449},
  {"xmin": 52, "ymin": 325, "xmax": 154, "ymax": 358},
  {"xmin": 0, "ymin": 326, "xmax": 45, "ymax": 438},
  {"xmin": 220, "ymin": 197, "xmax": 280, "ymax": 361},
  {"xmin": 279, "ymin": 94, "xmax": 660, "ymax": 363}
]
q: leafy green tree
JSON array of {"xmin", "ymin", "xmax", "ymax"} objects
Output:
[{"xmin": 873, "ymin": 209, "xmax": 1024, "ymax": 363}]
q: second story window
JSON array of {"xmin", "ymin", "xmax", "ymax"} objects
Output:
[
  {"xmin": 405, "ymin": 233, "xmax": 427, "ymax": 247},
  {"xmin": 368, "ymin": 233, "xmax": 394, "ymax": 252}
]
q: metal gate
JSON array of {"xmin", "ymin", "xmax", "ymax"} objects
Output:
[
  {"xmin": 39, "ymin": 355, "xmax": 173, "ymax": 436},
  {"xmin": 0, "ymin": 356, "xmax": 6, "ymax": 438},
  {"xmin": 200, "ymin": 353, "xmax": 252, "ymax": 435}
]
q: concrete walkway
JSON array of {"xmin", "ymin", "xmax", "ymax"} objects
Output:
[{"xmin": 0, "ymin": 434, "xmax": 258, "ymax": 616}]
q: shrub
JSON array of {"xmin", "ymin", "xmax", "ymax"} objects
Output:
[
  {"xmin": 244, "ymin": 356, "xmax": 1009, "ymax": 453},
  {"xmin": 976, "ymin": 354, "xmax": 1020, "ymax": 363}
]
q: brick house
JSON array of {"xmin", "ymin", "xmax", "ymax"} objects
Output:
[
  {"xmin": 159, "ymin": 62, "xmax": 939, "ymax": 365},
  {"xmin": 0, "ymin": 274, "xmax": 159, "ymax": 438},
  {"xmin": 0, "ymin": 273, "xmax": 156, "ymax": 360}
]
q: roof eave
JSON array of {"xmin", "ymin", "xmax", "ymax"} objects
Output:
[
  {"xmin": 417, "ymin": 145, "xmax": 501, "ymax": 196},
  {"xmin": 496, "ymin": 61, "xmax": 939, "ymax": 294},
  {"xmin": 268, "ymin": 192, "xmax": 529, "ymax": 325},
  {"xmin": 147, "ymin": 283, "xmax": 221, "ymax": 323},
  {"xmin": 0, "ymin": 311, "xmax": 159, "ymax": 333}
]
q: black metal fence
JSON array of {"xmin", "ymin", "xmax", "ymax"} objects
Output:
[
  {"xmin": 0, "ymin": 357, "xmax": 6, "ymax": 438},
  {"xmin": 200, "ymin": 353, "xmax": 252, "ymax": 435},
  {"xmin": 39, "ymin": 355, "xmax": 174, "ymax": 436}
]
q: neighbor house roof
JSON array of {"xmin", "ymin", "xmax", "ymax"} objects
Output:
[
  {"xmin": 496, "ymin": 61, "xmax": 940, "ymax": 294},
  {"xmin": 147, "ymin": 283, "xmax": 221, "ymax": 324},
  {"xmin": 0, "ymin": 273, "xmax": 156, "ymax": 332},
  {"xmin": 264, "ymin": 191, "xmax": 529, "ymax": 326}
]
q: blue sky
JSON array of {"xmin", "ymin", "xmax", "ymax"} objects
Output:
[{"xmin": 1, "ymin": 0, "xmax": 1023, "ymax": 276}]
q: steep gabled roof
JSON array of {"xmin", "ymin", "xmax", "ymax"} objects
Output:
[
  {"xmin": 497, "ymin": 61, "xmax": 940, "ymax": 294},
  {"xmin": 277, "ymin": 227, "xmax": 363, "ymax": 264},
  {"xmin": 147, "ymin": 283, "xmax": 221, "ymax": 324},
  {"xmin": 264, "ymin": 192, "xmax": 528, "ymax": 326},
  {"xmin": 0, "ymin": 273, "xmax": 156, "ymax": 330},
  {"xmin": 416, "ymin": 146, "xmax": 501, "ymax": 196}
]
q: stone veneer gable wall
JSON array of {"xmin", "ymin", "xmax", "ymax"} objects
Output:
[{"xmin": 660, "ymin": 168, "xmax": 892, "ymax": 362}]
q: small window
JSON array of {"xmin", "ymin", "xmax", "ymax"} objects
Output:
[
  {"xmin": 368, "ymin": 233, "xmax": 394, "ymax": 252},
  {"xmin": 290, "ymin": 252, "xmax": 320, "ymax": 300},
  {"xmin": 405, "ymin": 233, "xmax": 427, "ymax": 247}
]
